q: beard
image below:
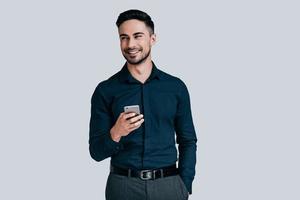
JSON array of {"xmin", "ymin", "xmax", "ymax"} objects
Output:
[{"xmin": 122, "ymin": 47, "xmax": 151, "ymax": 65}]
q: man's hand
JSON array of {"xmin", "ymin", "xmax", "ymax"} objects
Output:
[{"xmin": 110, "ymin": 112, "xmax": 144, "ymax": 142}]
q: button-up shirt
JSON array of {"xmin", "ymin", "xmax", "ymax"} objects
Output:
[{"xmin": 89, "ymin": 61, "xmax": 197, "ymax": 194}]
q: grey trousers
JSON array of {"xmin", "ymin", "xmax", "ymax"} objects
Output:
[{"xmin": 105, "ymin": 172, "xmax": 189, "ymax": 200}]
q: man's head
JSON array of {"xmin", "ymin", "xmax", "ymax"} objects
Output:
[
  {"xmin": 116, "ymin": 9, "xmax": 156, "ymax": 65},
  {"xmin": 116, "ymin": 9, "xmax": 154, "ymax": 35}
]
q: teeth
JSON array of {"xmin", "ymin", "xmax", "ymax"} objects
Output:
[{"xmin": 128, "ymin": 50, "xmax": 139, "ymax": 54}]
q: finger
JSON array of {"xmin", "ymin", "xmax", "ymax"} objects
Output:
[
  {"xmin": 128, "ymin": 118, "xmax": 144, "ymax": 129},
  {"xmin": 130, "ymin": 123, "xmax": 143, "ymax": 130},
  {"xmin": 124, "ymin": 112, "xmax": 137, "ymax": 120},
  {"xmin": 128, "ymin": 122, "xmax": 143, "ymax": 132},
  {"xmin": 128, "ymin": 114, "xmax": 144, "ymax": 124},
  {"xmin": 128, "ymin": 125, "xmax": 139, "ymax": 132},
  {"xmin": 118, "ymin": 112, "xmax": 125, "ymax": 119}
]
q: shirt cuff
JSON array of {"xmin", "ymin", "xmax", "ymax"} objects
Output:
[
  {"xmin": 181, "ymin": 176, "xmax": 193, "ymax": 194},
  {"xmin": 106, "ymin": 132, "xmax": 123, "ymax": 152}
]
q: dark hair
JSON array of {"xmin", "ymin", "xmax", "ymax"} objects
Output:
[{"xmin": 116, "ymin": 9, "xmax": 154, "ymax": 34}]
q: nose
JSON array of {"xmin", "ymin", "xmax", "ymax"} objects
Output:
[{"xmin": 127, "ymin": 38, "xmax": 137, "ymax": 49}]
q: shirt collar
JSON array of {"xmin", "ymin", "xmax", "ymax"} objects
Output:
[{"xmin": 119, "ymin": 61, "xmax": 163, "ymax": 83}]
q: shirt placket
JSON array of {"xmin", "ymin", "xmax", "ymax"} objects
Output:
[{"xmin": 140, "ymin": 81, "xmax": 151, "ymax": 168}]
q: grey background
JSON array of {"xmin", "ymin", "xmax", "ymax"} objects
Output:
[{"xmin": 0, "ymin": 0, "xmax": 299, "ymax": 199}]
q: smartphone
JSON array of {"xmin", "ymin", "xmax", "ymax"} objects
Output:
[{"xmin": 124, "ymin": 105, "xmax": 140, "ymax": 115}]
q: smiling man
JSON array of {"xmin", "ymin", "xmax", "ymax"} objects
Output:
[
  {"xmin": 119, "ymin": 20, "xmax": 153, "ymax": 66},
  {"xmin": 89, "ymin": 9, "xmax": 197, "ymax": 200}
]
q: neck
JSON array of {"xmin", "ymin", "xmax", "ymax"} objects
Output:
[{"xmin": 127, "ymin": 57, "xmax": 153, "ymax": 84}]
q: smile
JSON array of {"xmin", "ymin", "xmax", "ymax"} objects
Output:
[{"xmin": 127, "ymin": 50, "xmax": 140, "ymax": 55}]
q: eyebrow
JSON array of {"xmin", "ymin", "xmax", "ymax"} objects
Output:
[{"xmin": 119, "ymin": 32, "xmax": 145, "ymax": 37}]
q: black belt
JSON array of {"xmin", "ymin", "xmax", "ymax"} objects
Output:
[{"xmin": 110, "ymin": 164, "xmax": 179, "ymax": 180}]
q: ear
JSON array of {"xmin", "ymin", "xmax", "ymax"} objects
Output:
[{"xmin": 150, "ymin": 33, "xmax": 157, "ymax": 46}]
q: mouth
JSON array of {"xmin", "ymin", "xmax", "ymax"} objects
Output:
[{"xmin": 127, "ymin": 50, "xmax": 140, "ymax": 56}]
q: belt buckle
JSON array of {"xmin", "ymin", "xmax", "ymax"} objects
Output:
[{"xmin": 140, "ymin": 170, "xmax": 152, "ymax": 180}]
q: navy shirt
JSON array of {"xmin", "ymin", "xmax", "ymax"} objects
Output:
[{"xmin": 89, "ymin": 61, "xmax": 197, "ymax": 194}]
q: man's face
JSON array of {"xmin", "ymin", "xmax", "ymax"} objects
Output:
[{"xmin": 118, "ymin": 19, "xmax": 156, "ymax": 65}]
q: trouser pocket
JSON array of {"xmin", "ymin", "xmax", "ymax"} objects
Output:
[
  {"xmin": 176, "ymin": 175, "xmax": 189, "ymax": 200},
  {"xmin": 105, "ymin": 173, "xmax": 126, "ymax": 200}
]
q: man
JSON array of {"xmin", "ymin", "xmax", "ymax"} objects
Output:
[{"xmin": 89, "ymin": 9, "xmax": 197, "ymax": 200}]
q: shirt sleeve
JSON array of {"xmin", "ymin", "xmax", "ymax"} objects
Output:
[
  {"xmin": 174, "ymin": 80, "xmax": 197, "ymax": 194},
  {"xmin": 89, "ymin": 84, "xmax": 123, "ymax": 162}
]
